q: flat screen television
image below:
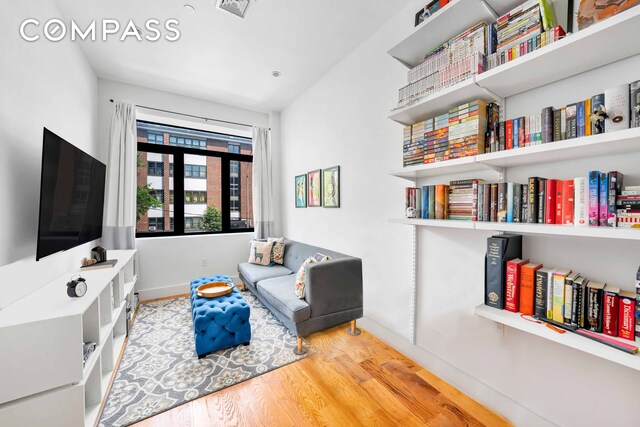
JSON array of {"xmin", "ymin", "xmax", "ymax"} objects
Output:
[{"xmin": 36, "ymin": 128, "xmax": 106, "ymax": 261}]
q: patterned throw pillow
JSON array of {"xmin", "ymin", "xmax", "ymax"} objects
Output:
[
  {"xmin": 295, "ymin": 257, "xmax": 316, "ymax": 299},
  {"xmin": 267, "ymin": 237, "xmax": 285, "ymax": 265},
  {"xmin": 248, "ymin": 240, "xmax": 274, "ymax": 266},
  {"xmin": 294, "ymin": 254, "xmax": 332, "ymax": 299}
]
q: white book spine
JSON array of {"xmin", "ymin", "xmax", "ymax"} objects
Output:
[{"xmin": 574, "ymin": 177, "xmax": 588, "ymax": 227}]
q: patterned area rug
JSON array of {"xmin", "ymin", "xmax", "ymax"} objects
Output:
[{"xmin": 99, "ymin": 291, "xmax": 307, "ymax": 426}]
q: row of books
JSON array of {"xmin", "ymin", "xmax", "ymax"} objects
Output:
[
  {"xmin": 485, "ymin": 234, "xmax": 640, "ymax": 346},
  {"xmin": 405, "ymin": 172, "xmax": 639, "ymax": 228},
  {"xmin": 484, "ymin": 80, "xmax": 640, "ymax": 153},
  {"xmin": 399, "ymin": 22, "xmax": 486, "ymax": 109},
  {"xmin": 403, "ymin": 99, "xmax": 486, "ymax": 166},
  {"xmin": 486, "ymin": 0, "xmax": 563, "ymax": 70},
  {"xmin": 398, "ymin": 0, "xmax": 564, "ymax": 109}
]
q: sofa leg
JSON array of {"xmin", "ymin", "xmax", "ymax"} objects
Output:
[
  {"xmin": 293, "ymin": 337, "xmax": 307, "ymax": 355},
  {"xmin": 348, "ymin": 319, "xmax": 362, "ymax": 336}
]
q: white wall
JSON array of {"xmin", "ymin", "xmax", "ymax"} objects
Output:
[
  {"xmin": 279, "ymin": 1, "xmax": 640, "ymax": 426},
  {"xmin": 97, "ymin": 79, "xmax": 273, "ymax": 299},
  {"xmin": 0, "ymin": 0, "xmax": 99, "ymax": 308}
]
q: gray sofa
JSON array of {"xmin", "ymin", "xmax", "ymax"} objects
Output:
[{"xmin": 238, "ymin": 240, "xmax": 363, "ymax": 352}]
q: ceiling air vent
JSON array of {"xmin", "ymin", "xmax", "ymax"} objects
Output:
[{"xmin": 216, "ymin": 0, "xmax": 251, "ymax": 19}]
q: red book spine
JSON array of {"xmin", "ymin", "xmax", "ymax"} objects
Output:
[
  {"xmin": 545, "ymin": 179, "xmax": 557, "ymax": 224},
  {"xmin": 603, "ymin": 292, "xmax": 619, "ymax": 337},
  {"xmin": 439, "ymin": 0, "xmax": 449, "ymax": 7},
  {"xmin": 619, "ymin": 294, "xmax": 635, "ymax": 340},
  {"xmin": 506, "ymin": 120, "xmax": 513, "ymax": 150},
  {"xmin": 505, "ymin": 260, "xmax": 519, "ymax": 312},
  {"xmin": 562, "ymin": 180, "xmax": 575, "ymax": 224},
  {"xmin": 555, "ymin": 182, "xmax": 563, "ymax": 224}
]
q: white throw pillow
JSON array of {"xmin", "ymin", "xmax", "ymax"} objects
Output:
[
  {"xmin": 248, "ymin": 240, "xmax": 274, "ymax": 266},
  {"xmin": 294, "ymin": 254, "xmax": 332, "ymax": 299}
]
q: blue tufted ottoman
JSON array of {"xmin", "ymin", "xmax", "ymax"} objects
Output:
[{"xmin": 190, "ymin": 275, "xmax": 251, "ymax": 358}]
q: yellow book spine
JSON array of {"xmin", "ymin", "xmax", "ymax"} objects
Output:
[{"xmin": 585, "ymin": 98, "xmax": 592, "ymax": 136}]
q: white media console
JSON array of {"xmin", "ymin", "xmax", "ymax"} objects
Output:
[{"xmin": 0, "ymin": 250, "xmax": 138, "ymax": 427}]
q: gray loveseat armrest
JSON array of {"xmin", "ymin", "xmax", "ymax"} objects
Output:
[{"xmin": 305, "ymin": 257, "xmax": 363, "ymax": 318}]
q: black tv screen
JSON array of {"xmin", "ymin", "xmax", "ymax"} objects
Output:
[{"xmin": 36, "ymin": 128, "xmax": 106, "ymax": 261}]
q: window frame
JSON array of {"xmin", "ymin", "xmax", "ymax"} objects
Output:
[{"xmin": 136, "ymin": 120, "xmax": 254, "ymax": 238}]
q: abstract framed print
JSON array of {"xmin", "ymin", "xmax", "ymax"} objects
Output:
[
  {"xmin": 322, "ymin": 166, "xmax": 340, "ymax": 208},
  {"xmin": 295, "ymin": 174, "xmax": 307, "ymax": 208},
  {"xmin": 307, "ymin": 169, "xmax": 322, "ymax": 207}
]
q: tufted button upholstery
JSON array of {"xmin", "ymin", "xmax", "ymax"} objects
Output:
[{"xmin": 190, "ymin": 275, "xmax": 251, "ymax": 357}]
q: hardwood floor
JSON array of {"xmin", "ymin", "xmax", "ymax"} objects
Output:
[{"xmin": 133, "ymin": 322, "xmax": 511, "ymax": 427}]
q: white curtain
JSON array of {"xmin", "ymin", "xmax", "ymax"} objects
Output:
[
  {"xmin": 103, "ymin": 102, "xmax": 137, "ymax": 250},
  {"xmin": 252, "ymin": 127, "xmax": 275, "ymax": 239}
]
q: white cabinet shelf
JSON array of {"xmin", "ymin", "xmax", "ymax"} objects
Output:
[
  {"xmin": 391, "ymin": 218, "xmax": 640, "ymax": 240},
  {"xmin": 390, "ymin": 127, "xmax": 640, "ymax": 180},
  {"xmin": 0, "ymin": 250, "xmax": 137, "ymax": 427},
  {"xmin": 475, "ymin": 305, "xmax": 640, "ymax": 371},
  {"xmin": 388, "ymin": 78, "xmax": 492, "ymax": 125},
  {"xmin": 387, "ymin": 0, "xmax": 497, "ymax": 68},
  {"xmin": 476, "ymin": 6, "xmax": 640, "ymax": 98}
]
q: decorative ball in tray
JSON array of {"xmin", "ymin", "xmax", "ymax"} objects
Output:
[{"xmin": 196, "ymin": 282, "xmax": 234, "ymax": 298}]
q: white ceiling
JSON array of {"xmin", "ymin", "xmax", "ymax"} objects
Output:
[{"xmin": 52, "ymin": 0, "xmax": 413, "ymax": 113}]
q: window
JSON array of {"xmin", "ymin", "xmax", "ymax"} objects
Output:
[
  {"xmin": 147, "ymin": 133, "xmax": 164, "ymax": 144},
  {"xmin": 148, "ymin": 217, "xmax": 164, "ymax": 232},
  {"xmin": 185, "ymin": 191, "xmax": 207, "ymax": 204},
  {"xmin": 185, "ymin": 217, "xmax": 202, "ymax": 230},
  {"xmin": 148, "ymin": 161, "xmax": 164, "ymax": 176},
  {"xmin": 185, "ymin": 164, "xmax": 206, "ymax": 178},
  {"xmin": 136, "ymin": 120, "xmax": 253, "ymax": 237}
]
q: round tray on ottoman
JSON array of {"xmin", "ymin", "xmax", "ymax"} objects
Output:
[{"xmin": 196, "ymin": 282, "xmax": 233, "ymax": 298}]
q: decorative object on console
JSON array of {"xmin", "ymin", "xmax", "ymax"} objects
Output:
[
  {"xmin": 66, "ymin": 276, "xmax": 87, "ymax": 298},
  {"xmin": 248, "ymin": 240, "xmax": 274, "ymax": 266},
  {"xmin": 295, "ymin": 174, "xmax": 307, "ymax": 208},
  {"xmin": 82, "ymin": 342, "xmax": 96, "ymax": 368},
  {"xmin": 80, "ymin": 259, "xmax": 118, "ymax": 271},
  {"xmin": 577, "ymin": 0, "xmax": 640, "ymax": 30},
  {"xmin": 322, "ymin": 166, "xmax": 340, "ymax": 208},
  {"xmin": 91, "ymin": 246, "xmax": 107, "ymax": 263},
  {"xmin": 307, "ymin": 169, "xmax": 322, "ymax": 207},
  {"xmin": 81, "ymin": 257, "xmax": 97, "ymax": 267}
]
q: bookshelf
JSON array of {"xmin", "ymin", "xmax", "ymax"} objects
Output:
[
  {"xmin": 390, "ymin": 127, "xmax": 640, "ymax": 180},
  {"xmin": 389, "ymin": 6, "xmax": 640, "ymax": 125},
  {"xmin": 476, "ymin": 6, "xmax": 640, "ymax": 98},
  {"xmin": 391, "ymin": 218, "xmax": 640, "ymax": 240},
  {"xmin": 0, "ymin": 250, "xmax": 139, "ymax": 427},
  {"xmin": 387, "ymin": 0, "xmax": 498, "ymax": 68},
  {"xmin": 474, "ymin": 305, "xmax": 640, "ymax": 371},
  {"xmin": 388, "ymin": 78, "xmax": 493, "ymax": 125}
]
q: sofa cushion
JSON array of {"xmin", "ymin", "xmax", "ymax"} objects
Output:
[
  {"xmin": 238, "ymin": 262, "xmax": 292, "ymax": 286},
  {"xmin": 248, "ymin": 240, "xmax": 274, "ymax": 266},
  {"xmin": 257, "ymin": 275, "xmax": 311, "ymax": 323}
]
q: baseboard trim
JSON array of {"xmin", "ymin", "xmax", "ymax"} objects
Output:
[
  {"xmin": 359, "ymin": 317, "xmax": 557, "ymax": 427},
  {"xmin": 137, "ymin": 276, "xmax": 241, "ymax": 302}
]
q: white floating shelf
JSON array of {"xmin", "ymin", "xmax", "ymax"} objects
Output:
[
  {"xmin": 477, "ymin": 6, "xmax": 640, "ymax": 98},
  {"xmin": 388, "ymin": 0, "xmax": 497, "ymax": 68},
  {"xmin": 390, "ymin": 127, "xmax": 640, "ymax": 180},
  {"xmin": 389, "ymin": 78, "xmax": 491, "ymax": 125},
  {"xmin": 478, "ymin": 127, "xmax": 640, "ymax": 169},
  {"xmin": 475, "ymin": 305, "xmax": 640, "ymax": 371},
  {"xmin": 389, "ymin": 155, "xmax": 481, "ymax": 179},
  {"xmin": 475, "ymin": 221, "xmax": 640, "ymax": 240},
  {"xmin": 389, "ymin": 218, "xmax": 475, "ymax": 228},
  {"xmin": 391, "ymin": 218, "xmax": 640, "ymax": 240}
]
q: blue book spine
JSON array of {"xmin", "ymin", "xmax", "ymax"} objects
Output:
[
  {"xmin": 599, "ymin": 172, "xmax": 608, "ymax": 226},
  {"xmin": 506, "ymin": 183, "xmax": 514, "ymax": 222},
  {"xmin": 513, "ymin": 118, "xmax": 519, "ymax": 148},
  {"xmin": 576, "ymin": 101, "xmax": 585, "ymax": 137},
  {"xmin": 421, "ymin": 186, "xmax": 429, "ymax": 219}
]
